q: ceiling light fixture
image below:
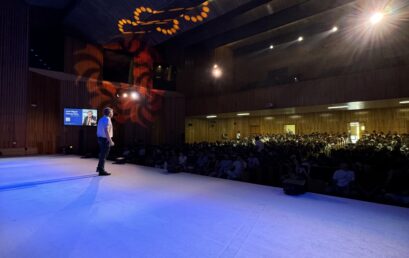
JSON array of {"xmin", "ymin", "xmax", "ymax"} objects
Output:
[
  {"xmin": 370, "ymin": 12, "xmax": 384, "ymax": 25},
  {"xmin": 328, "ymin": 105, "xmax": 348, "ymax": 109}
]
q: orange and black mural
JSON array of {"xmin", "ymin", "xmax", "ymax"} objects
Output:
[
  {"xmin": 118, "ymin": 1, "xmax": 211, "ymax": 36},
  {"xmin": 74, "ymin": 35, "xmax": 164, "ymax": 127}
]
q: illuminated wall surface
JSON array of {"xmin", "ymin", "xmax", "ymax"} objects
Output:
[
  {"xmin": 73, "ymin": 35, "xmax": 163, "ymax": 126},
  {"xmin": 118, "ymin": 1, "xmax": 211, "ymax": 36}
]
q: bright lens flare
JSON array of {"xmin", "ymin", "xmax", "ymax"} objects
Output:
[
  {"xmin": 131, "ymin": 92, "xmax": 139, "ymax": 100},
  {"xmin": 370, "ymin": 12, "xmax": 384, "ymax": 24},
  {"xmin": 212, "ymin": 67, "xmax": 222, "ymax": 78}
]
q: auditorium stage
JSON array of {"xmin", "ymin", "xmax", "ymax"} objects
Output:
[{"xmin": 0, "ymin": 156, "xmax": 408, "ymax": 258}]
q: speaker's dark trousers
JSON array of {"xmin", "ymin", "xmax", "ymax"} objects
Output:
[{"xmin": 97, "ymin": 137, "xmax": 110, "ymax": 170}]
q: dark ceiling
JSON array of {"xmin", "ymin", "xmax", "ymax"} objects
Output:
[
  {"xmin": 25, "ymin": 0, "xmax": 264, "ymax": 45},
  {"xmin": 24, "ymin": 0, "xmax": 358, "ymax": 46},
  {"xmin": 25, "ymin": 0, "xmax": 409, "ymax": 53}
]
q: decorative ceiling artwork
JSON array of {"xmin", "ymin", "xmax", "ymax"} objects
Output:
[
  {"xmin": 117, "ymin": 1, "xmax": 211, "ymax": 36},
  {"xmin": 25, "ymin": 0, "xmax": 279, "ymax": 45}
]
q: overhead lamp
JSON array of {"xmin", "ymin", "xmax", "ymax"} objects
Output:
[
  {"xmin": 212, "ymin": 67, "xmax": 222, "ymax": 78},
  {"xmin": 297, "ymin": 36, "xmax": 303, "ymax": 42},
  {"xmin": 370, "ymin": 12, "xmax": 384, "ymax": 25},
  {"xmin": 237, "ymin": 113, "xmax": 250, "ymax": 116},
  {"xmin": 206, "ymin": 115, "xmax": 217, "ymax": 119},
  {"xmin": 399, "ymin": 100, "xmax": 409, "ymax": 104},
  {"xmin": 290, "ymin": 115, "xmax": 302, "ymax": 119},
  {"xmin": 331, "ymin": 26, "xmax": 338, "ymax": 32},
  {"xmin": 328, "ymin": 105, "xmax": 348, "ymax": 109}
]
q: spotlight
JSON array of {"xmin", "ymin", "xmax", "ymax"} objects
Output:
[
  {"xmin": 122, "ymin": 93, "xmax": 128, "ymax": 98},
  {"xmin": 131, "ymin": 91, "xmax": 139, "ymax": 100},
  {"xmin": 269, "ymin": 45, "xmax": 274, "ymax": 49},
  {"xmin": 212, "ymin": 67, "xmax": 222, "ymax": 78},
  {"xmin": 370, "ymin": 12, "xmax": 384, "ymax": 25},
  {"xmin": 331, "ymin": 26, "xmax": 338, "ymax": 32},
  {"xmin": 213, "ymin": 64, "xmax": 218, "ymax": 69},
  {"xmin": 297, "ymin": 36, "xmax": 303, "ymax": 42}
]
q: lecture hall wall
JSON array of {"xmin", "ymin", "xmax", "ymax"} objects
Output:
[
  {"xmin": 0, "ymin": 1, "xmax": 29, "ymax": 149},
  {"xmin": 185, "ymin": 107, "xmax": 409, "ymax": 143}
]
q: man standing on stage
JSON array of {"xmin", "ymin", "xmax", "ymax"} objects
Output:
[{"xmin": 96, "ymin": 107, "xmax": 114, "ymax": 176}]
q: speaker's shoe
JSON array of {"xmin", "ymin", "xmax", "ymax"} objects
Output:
[
  {"xmin": 96, "ymin": 167, "xmax": 106, "ymax": 173},
  {"xmin": 98, "ymin": 171, "xmax": 111, "ymax": 176}
]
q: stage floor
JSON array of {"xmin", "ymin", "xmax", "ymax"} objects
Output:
[{"xmin": 0, "ymin": 156, "xmax": 408, "ymax": 258}]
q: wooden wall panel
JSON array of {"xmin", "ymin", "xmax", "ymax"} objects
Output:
[
  {"xmin": 26, "ymin": 73, "xmax": 60, "ymax": 154},
  {"xmin": 186, "ymin": 65, "xmax": 409, "ymax": 116},
  {"xmin": 159, "ymin": 94, "xmax": 186, "ymax": 144},
  {"xmin": 177, "ymin": 31, "xmax": 409, "ymax": 98},
  {"xmin": 156, "ymin": 93, "xmax": 180, "ymax": 145},
  {"xmin": 59, "ymin": 79, "xmax": 101, "ymax": 153},
  {"xmin": 27, "ymin": 70, "xmax": 185, "ymax": 153},
  {"xmin": 185, "ymin": 107, "xmax": 409, "ymax": 143},
  {"xmin": 64, "ymin": 36, "xmax": 103, "ymax": 79},
  {"xmin": 0, "ymin": 2, "xmax": 29, "ymax": 148}
]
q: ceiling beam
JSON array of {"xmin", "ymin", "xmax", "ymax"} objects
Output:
[
  {"xmin": 162, "ymin": 0, "xmax": 355, "ymax": 50},
  {"xmin": 201, "ymin": 0, "xmax": 356, "ymax": 49}
]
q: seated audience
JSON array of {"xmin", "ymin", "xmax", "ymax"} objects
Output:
[{"xmin": 115, "ymin": 132, "xmax": 409, "ymax": 206}]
